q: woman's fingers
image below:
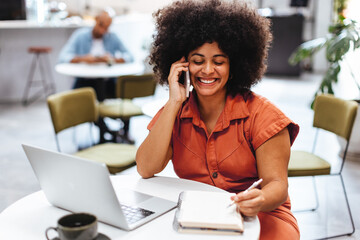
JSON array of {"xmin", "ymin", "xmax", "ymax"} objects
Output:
[
  {"xmin": 167, "ymin": 57, "xmax": 190, "ymax": 103},
  {"xmin": 231, "ymin": 189, "xmax": 265, "ymax": 217},
  {"xmin": 168, "ymin": 57, "xmax": 189, "ymax": 84}
]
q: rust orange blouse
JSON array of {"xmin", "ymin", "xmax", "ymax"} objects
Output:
[{"xmin": 148, "ymin": 91, "xmax": 300, "ymax": 239}]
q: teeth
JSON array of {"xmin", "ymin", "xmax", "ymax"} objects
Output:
[{"xmin": 199, "ymin": 78, "xmax": 216, "ymax": 84}]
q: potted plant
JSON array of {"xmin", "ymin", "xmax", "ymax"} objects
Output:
[
  {"xmin": 288, "ymin": 0, "xmax": 360, "ymax": 107},
  {"xmin": 288, "ymin": 0, "xmax": 360, "ymax": 161}
]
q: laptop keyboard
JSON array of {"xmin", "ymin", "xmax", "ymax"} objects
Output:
[{"xmin": 121, "ymin": 205, "xmax": 155, "ymax": 224}]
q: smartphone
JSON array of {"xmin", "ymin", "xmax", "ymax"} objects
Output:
[
  {"xmin": 179, "ymin": 64, "xmax": 190, "ymax": 98},
  {"xmin": 185, "ymin": 70, "xmax": 190, "ymax": 98}
]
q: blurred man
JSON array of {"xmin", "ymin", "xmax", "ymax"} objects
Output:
[
  {"xmin": 58, "ymin": 10, "xmax": 133, "ymax": 100},
  {"xmin": 59, "ymin": 10, "xmax": 133, "ymax": 143}
]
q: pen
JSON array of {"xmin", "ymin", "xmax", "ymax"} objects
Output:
[{"xmin": 227, "ymin": 178, "xmax": 263, "ymax": 208}]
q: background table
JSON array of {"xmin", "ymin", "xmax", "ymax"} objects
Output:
[
  {"xmin": 55, "ymin": 62, "xmax": 145, "ymax": 79},
  {"xmin": 0, "ymin": 175, "xmax": 260, "ymax": 240},
  {"xmin": 55, "ymin": 62, "xmax": 147, "ymax": 141}
]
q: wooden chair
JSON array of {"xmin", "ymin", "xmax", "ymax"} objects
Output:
[
  {"xmin": 288, "ymin": 94, "xmax": 357, "ymax": 239},
  {"xmin": 47, "ymin": 87, "xmax": 137, "ymax": 174},
  {"xmin": 98, "ymin": 73, "xmax": 157, "ymax": 143}
]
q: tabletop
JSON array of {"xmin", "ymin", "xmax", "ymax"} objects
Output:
[
  {"xmin": 55, "ymin": 62, "xmax": 145, "ymax": 79},
  {"xmin": 0, "ymin": 175, "xmax": 260, "ymax": 240}
]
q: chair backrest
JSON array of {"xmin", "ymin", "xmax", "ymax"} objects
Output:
[
  {"xmin": 116, "ymin": 73, "xmax": 157, "ymax": 99},
  {"xmin": 313, "ymin": 94, "xmax": 358, "ymax": 141},
  {"xmin": 47, "ymin": 87, "xmax": 99, "ymax": 134}
]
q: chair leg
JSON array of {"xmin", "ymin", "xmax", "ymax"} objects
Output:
[
  {"xmin": 293, "ymin": 176, "xmax": 319, "ymax": 212},
  {"xmin": 22, "ymin": 53, "xmax": 54, "ymax": 106},
  {"xmin": 116, "ymin": 119, "xmax": 135, "ymax": 144},
  {"xmin": 96, "ymin": 117, "xmax": 110, "ymax": 144},
  {"xmin": 339, "ymin": 174, "xmax": 355, "ymax": 236},
  {"xmin": 312, "ymin": 174, "xmax": 355, "ymax": 240},
  {"xmin": 55, "ymin": 134, "xmax": 61, "ymax": 152},
  {"xmin": 22, "ymin": 54, "xmax": 38, "ymax": 105},
  {"xmin": 38, "ymin": 54, "xmax": 49, "ymax": 96},
  {"xmin": 311, "ymin": 176, "xmax": 319, "ymax": 211},
  {"xmin": 44, "ymin": 53, "xmax": 56, "ymax": 94},
  {"xmin": 123, "ymin": 119, "xmax": 130, "ymax": 138},
  {"xmin": 320, "ymin": 174, "xmax": 355, "ymax": 239}
]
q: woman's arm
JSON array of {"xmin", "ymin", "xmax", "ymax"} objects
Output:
[
  {"xmin": 231, "ymin": 127, "xmax": 290, "ymax": 216},
  {"xmin": 136, "ymin": 57, "xmax": 189, "ymax": 178}
]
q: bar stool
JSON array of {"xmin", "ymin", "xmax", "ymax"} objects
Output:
[{"xmin": 22, "ymin": 46, "xmax": 56, "ymax": 106}]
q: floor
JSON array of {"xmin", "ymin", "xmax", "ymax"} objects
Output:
[{"xmin": 0, "ymin": 72, "xmax": 359, "ymax": 239}]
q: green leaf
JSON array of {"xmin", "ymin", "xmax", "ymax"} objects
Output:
[
  {"xmin": 354, "ymin": 38, "xmax": 360, "ymax": 49},
  {"xmin": 326, "ymin": 32, "xmax": 351, "ymax": 62},
  {"xmin": 316, "ymin": 63, "xmax": 340, "ymax": 97},
  {"xmin": 329, "ymin": 23, "xmax": 345, "ymax": 34},
  {"xmin": 288, "ymin": 38, "xmax": 327, "ymax": 65},
  {"xmin": 328, "ymin": 62, "xmax": 341, "ymax": 82}
]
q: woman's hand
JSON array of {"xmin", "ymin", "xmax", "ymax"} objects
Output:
[
  {"xmin": 168, "ymin": 57, "xmax": 189, "ymax": 105},
  {"xmin": 136, "ymin": 59, "xmax": 189, "ymax": 179},
  {"xmin": 230, "ymin": 189, "xmax": 265, "ymax": 217}
]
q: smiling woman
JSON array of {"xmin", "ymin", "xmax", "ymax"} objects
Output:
[
  {"xmin": 135, "ymin": 1, "xmax": 300, "ymax": 239},
  {"xmin": 149, "ymin": 0, "xmax": 271, "ymax": 95},
  {"xmin": 188, "ymin": 42, "xmax": 230, "ymax": 100}
]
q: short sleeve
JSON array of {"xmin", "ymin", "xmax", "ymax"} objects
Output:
[
  {"xmin": 147, "ymin": 107, "xmax": 165, "ymax": 131},
  {"xmin": 247, "ymin": 97, "xmax": 299, "ymax": 150}
]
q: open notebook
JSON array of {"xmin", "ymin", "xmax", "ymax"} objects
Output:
[{"xmin": 173, "ymin": 191, "xmax": 244, "ymax": 235}]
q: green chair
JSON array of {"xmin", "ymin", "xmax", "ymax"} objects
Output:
[
  {"xmin": 288, "ymin": 94, "xmax": 357, "ymax": 239},
  {"xmin": 98, "ymin": 73, "xmax": 157, "ymax": 143},
  {"xmin": 47, "ymin": 87, "xmax": 137, "ymax": 174}
]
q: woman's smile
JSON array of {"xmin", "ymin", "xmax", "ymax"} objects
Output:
[{"xmin": 198, "ymin": 77, "xmax": 218, "ymax": 84}]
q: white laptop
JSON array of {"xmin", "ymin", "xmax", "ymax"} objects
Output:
[{"xmin": 22, "ymin": 144, "xmax": 177, "ymax": 231}]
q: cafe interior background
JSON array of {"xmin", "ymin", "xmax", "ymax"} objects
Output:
[{"xmin": 1, "ymin": 0, "xmax": 360, "ymax": 239}]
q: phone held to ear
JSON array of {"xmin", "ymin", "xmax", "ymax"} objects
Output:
[
  {"xmin": 179, "ymin": 68, "xmax": 190, "ymax": 98},
  {"xmin": 185, "ymin": 71, "xmax": 190, "ymax": 98}
]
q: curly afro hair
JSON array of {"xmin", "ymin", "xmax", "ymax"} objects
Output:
[{"xmin": 149, "ymin": 0, "xmax": 272, "ymax": 95}]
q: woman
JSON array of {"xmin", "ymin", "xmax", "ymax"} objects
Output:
[{"xmin": 136, "ymin": 0, "xmax": 300, "ymax": 239}]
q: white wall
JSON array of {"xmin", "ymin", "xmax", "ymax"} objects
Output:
[
  {"xmin": 60, "ymin": 0, "xmax": 173, "ymax": 16},
  {"xmin": 0, "ymin": 0, "xmax": 334, "ymax": 102},
  {"xmin": 60, "ymin": 0, "xmax": 331, "ymax": 72},
  {"xmin": 312, "ymin": 0, "xmax": 332, "ymax": 73},
  {"xmin": 0, "ymin": 27, "xmax": 76, "ymax": 102}
]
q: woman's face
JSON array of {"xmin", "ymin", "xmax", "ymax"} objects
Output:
[{"xmin": 187, "ymin": 42, "xmax": 230, "ymax": 98}]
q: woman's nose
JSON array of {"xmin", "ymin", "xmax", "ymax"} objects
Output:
[{"xmin": 202, "ymin": 62, "xmax": 215, "ymax": 74}]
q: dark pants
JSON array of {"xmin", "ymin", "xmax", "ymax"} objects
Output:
[
  {"xmin": 73, "ymin": 77, "xmax": 116, "ymax": 143},
  {"xmin": 73, "ymin": 77, "xmax": 116, "ymax": 101}
]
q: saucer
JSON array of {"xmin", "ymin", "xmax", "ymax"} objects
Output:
[{"xmin": 52, "ymin": 233, "xmax": 111, "ymax": 240}]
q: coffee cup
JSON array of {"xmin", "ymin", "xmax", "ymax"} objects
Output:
[{"xmin": 45, "ymin": 213, "xmax": 98, "ymax": 240}]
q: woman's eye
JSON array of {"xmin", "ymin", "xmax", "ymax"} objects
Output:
[
  {"xmin": 214, "ymin": 62, "xmax": 224, "ymax": 65},
  {"xmin": 193, "ymin": 61, "xmax": 203, "ymax": 65}
]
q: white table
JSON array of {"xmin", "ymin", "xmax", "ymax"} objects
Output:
[
  {"xmin": 55, "ymin": 62, "xmax": 147, "ymax": 140},
  {"xmin": 55, "ymin": 62, "xmax": 145, "ymax": 79},
  {"xmin": 0, "ymin": 175, "xmax": 260, "ymax": 240}
]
